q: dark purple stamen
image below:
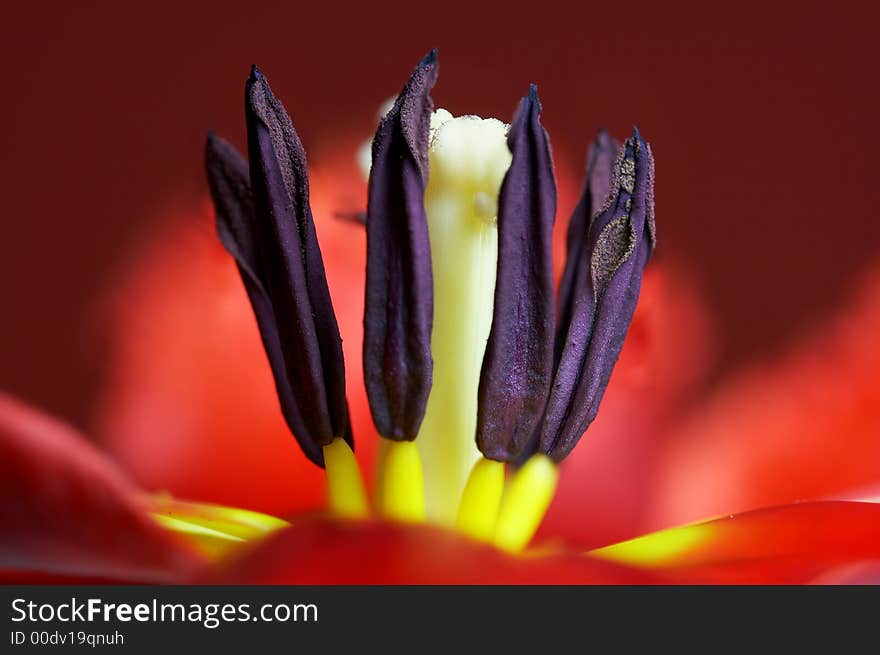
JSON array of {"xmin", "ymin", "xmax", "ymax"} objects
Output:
[
  {"xmin": 204, "ymin": 66, "xmax": 351, "ymax": 467},
  {"xmin": 363, "ymin": 51, "xmax": 437, "ymax": 441},
  {"xmin": 476, "ymin": 87, "xmax": 557, "ymax": 463},
  {"xmin": 555, "ymin": 130, "xmax": 619, "ymax": 365},
  {"xmin": 538, "ymin": 128, "xmax": 656, "ymax": 461},
  {"xmin": 207, "ymin": 52, "xmax": 654, "ymax": 471}
]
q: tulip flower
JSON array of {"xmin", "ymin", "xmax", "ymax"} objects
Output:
[{"xmin": 3, "ymin": 51, "xmax": 879, "ymax": 585}]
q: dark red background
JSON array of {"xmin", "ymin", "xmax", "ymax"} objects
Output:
[{"xmin": 2, "ymin": 1, "xmax": 879, "ymax": 428}]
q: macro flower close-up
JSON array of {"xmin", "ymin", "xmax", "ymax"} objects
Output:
[
  {"xmin": 0, "ymin": 3, "xmax": 880, "ymax": 604},
  {"xmin": 3, "ymin": 31, "xmax": 880, "ymax": 589}
]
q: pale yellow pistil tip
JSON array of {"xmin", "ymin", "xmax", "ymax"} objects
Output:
[
  {"xmin": 455, "ymin": 457, "xmax": 505, "ymax": 542},
  {"xmin": 323, "ymin": 438, "xmax": 370, "ymax": 519},
  {"xmin": 379, "ymin": 439, "xmax": 426, "ymax": 522},
  {"xmin": 493, "ymin": 454, "xmax": 558, "ymax": 552}
]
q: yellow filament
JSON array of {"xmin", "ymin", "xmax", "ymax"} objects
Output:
[
  {"xmin": 373, "ymin": 437, "xmax": 391, "ymax": 511},
  {"xmin": 493, "ymin": 454, "xmax": 558, "ymax": 552},
  {"xmin": 379, "ymin": 439, "xmax": 426, "ymax": 522},
  {"xmin": 323, "ymin": 438, "xmax": 369, "ymax": 519},
  {"xmin": 455, "ymin": 458, "xmax": 505, "ymax": 541}
]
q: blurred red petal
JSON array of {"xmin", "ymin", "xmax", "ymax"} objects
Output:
[
  {"xmin": 94, "ymin": 144, "xmax": 376, "ymax": 516},
  {"xmin": 202, "ymin": 516, "xmax": 662, "ymax": 584},
  {"xmin": 592, "ymin": 501, "xmax": 880, "ymax": 584},
  {"xmin": 538, "ymin": 263, "xmax": 715, "ymax": 548},
  {"xmin": 810, "ymin": 560, "xmax": 880, "ymax": 584},
  {"xmin": 0, "ymin": 393, "xmax": 202, "ymax": 582},
  {"xmin": 651, "ymin": 267, "xmax": 880, "ymax": 528}
]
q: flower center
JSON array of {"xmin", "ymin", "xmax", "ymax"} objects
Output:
[
  {"xmin": 204, "ymin": 56, "xmax": 655, "ymax": 558},
  {"xmin": 337, "ymin": 107, "xmax": 555, "ymax": 548}
]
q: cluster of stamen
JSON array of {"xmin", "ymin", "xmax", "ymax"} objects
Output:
[{"xmin": 205, "ymin": 49, "xmax": 654, "ymax": 555}]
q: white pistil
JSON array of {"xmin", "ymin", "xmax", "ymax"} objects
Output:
[{"xmin": 415, "ymin": 109, "xmax": 512, "ymax": 525}]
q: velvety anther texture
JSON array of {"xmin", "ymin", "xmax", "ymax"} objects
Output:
[
  {"xmin": 555, "ymin": 130, "xmax": 619, "ymax": 364},
  {"xmin": 363, "ymin": 51, "xmax": 437, "ymax": 441},
  {"xmin": 204, "ymin": 66, "xmax": 351, "ymax": 467},
  {"xmin": 539, "ymin": 129, "xmax": 655, "ymax": 461},
  {"xmin": 476, "ymin": 87, "xmax": 557, "ymax": 462}
]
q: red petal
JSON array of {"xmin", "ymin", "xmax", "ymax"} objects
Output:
[
  {"xmin": 0, "ymin": 393, "xmax": 203, "ymax": 582},
  {"xmin": 591, "ymin": 501, "xmax": 880, "ymax": 584},
  {"xmin": 811, "ymin": 560, "xmax": 880, "ymax": 584},
  {"xmin": 651, "ymin": 268, "xmax": 880, "ymax": 529},
  {"xmin": 202, "ymin": 516, "xmax": 662, "ymax": 584}
]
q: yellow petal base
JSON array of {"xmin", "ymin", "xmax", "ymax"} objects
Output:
[
  {"xmin": 589, "ymin": 524, "xmax": 712, "ymax": 567},
  {"xmin": 150, "ymin": 495, "xmax": 288, "ymax": 559}
]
